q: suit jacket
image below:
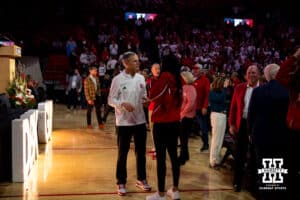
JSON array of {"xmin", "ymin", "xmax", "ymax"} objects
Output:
[
  {"xmin": 228, "ymin": 83, "xmax": 247, "ymax": 130},
  {"xmin": 248, "ymin": 80, "xmax": 289, "ymax": 146},
  {"xmin": 228, "ymin": 82, "xmax": 247, "ymax": 132},
  {"xmin": 84, "ymin": 76, "xmax": 101, "ymax": 101}
]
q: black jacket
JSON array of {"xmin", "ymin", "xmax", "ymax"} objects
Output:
[{"xmin": 248, "ymin": 80, "xmax": 289, "ymax": 147}]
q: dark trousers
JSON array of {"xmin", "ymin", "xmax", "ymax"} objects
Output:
[
  {"xmin": 80, "ymin": 90, "xmax": 87, "ymax": 109},
  {"xmin": 144, "ymin": 106, "xmax": 149, "ymax": 125},
  {"xmin": 153, "ymin": 122, "xmax": 180, "ymax": 192},
  {"xmin": 103, "ymin": 105, "xmax": 113, "ymax": 122},
  {"xmin": 233, "ymin": 119, "xmax": 256, "ymax": 188},
  {"xmin": 67, "ymin": 88, "xmax": 78, "ymax": 109},
  {"xmin": 179, "ymin": 117, "xmax": 193, "ymax": 161},
  {"xmin": 287, "ymin": 129, "xmax": 300, "ymax": 199},
  {"xmin": 68, "ymin": 55, "xmax": 77, "ymax": 69},
  {"xmin": 101, "ymin": 94, "xmax": 111, "ymax": 122},
  {"xmin": 196, "ymin": 110, "xmax": 209, "ymax": 147},
  {"xmin": 86, "ymin": 96, "xmax": 102, "ymax": 125},
  {"xmin": 116, "ymin": 124, "xmax": 147, "ymax": 184}
]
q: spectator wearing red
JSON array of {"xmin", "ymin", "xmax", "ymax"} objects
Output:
[
  {"xmin": 181, "ymin": 54, "xmax": 195, "ymax": 70},
  {"xmin": 231, "ymin": 72, "xmax": 241, "ymax": 87},
  {"xmin": 147, "ymin": 54, "xmax": 182, "ymax": 200},
  {"xmin": 192, "ymin": 63, "xmax": 210, "ymax": 152},
  {"xmin": 276, "ymin": 48, "xmax": 300, "ymax": 198},
  {"xmin": 146, "ymin": 63, "xmax": 161, "ymax": 154},
  {"xmin": 276, "ymin": 48, "xmax": 300, "ymax": 131},
  {"xmin": 228, "ymin": 65, "xmax": 260, "ymax": 192}
]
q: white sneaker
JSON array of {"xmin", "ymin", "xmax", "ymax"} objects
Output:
[
  {"xmin": 146, "ymin": 192, "xmax": 166, "ymax": 200},
  {"xmin": 167, "ymin": 188, "xmax": 180, "ymax": 200},
  {"xmin": 136, "ymin": 180, "xmax": 152, "ymax": 191},
  {"xmin": 117, "ymin": 184, "xmax": 126, "ymax": 196}
]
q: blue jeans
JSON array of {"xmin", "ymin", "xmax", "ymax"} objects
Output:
[{"xmin": 196, "ymin": 109, "xmax": 209, "ymax": 147}]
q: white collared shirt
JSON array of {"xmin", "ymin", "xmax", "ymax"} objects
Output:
[
  {"xmin": 98, "ymin": 65, "xmax": 106, "ymax": 76},
  {"xmin": 243, "ymin": 82, "xmax": 259, "ymax": 119},
  {"xmin": 108, "ymin": 71, "xmax": 147, "ymax": 126},
  {"xmin": 71, "ymin": 75, "xmax": 77, "ymax": 88}
]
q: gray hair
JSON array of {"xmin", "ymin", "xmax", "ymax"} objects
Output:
[
  {"xmin": 121, "ymin": 51, "xmax": 137, "ymax": 61},
  {"xmin": 264, "ymin": 63, "xmax": 280, "ymax": 81},
  {"xmin": 181, "ymin": 71, "xmax": 195, "ymax": 84}
]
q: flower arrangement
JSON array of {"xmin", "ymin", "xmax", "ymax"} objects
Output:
[{"xmin": 6, "ymin": 63, "xmax": 37, "ymax": 109}]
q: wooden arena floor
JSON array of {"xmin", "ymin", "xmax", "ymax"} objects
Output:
[{"xmin": 0, "ymin": 104, "xmax": 255, "ymax": 200}]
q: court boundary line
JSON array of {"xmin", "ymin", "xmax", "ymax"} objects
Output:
[{"xmin": 0, "ymin": 188, "xmax": 233, "ymax": 198}]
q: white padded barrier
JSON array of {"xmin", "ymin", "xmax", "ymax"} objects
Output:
[
  {"xmin": 12, "ymin": 110, "xmax": 39, "ymax": 182},
  {"xmin": 37, "ymin": 100, "xmax": 53, "ymax": 143},
  {"xmin": 20, "ymin": 110, "xmax": 39, "ymax": 160}
]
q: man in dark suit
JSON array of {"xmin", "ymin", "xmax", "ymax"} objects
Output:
[
  {"xmin": 228, "ymin": 65, "xmax": 260, "ymax": 192},
  {"xmin": 248, "ymin": 64, "xmax": 289, "ymax": 200}
]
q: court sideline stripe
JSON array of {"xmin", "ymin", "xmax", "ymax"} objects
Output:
[{"xmin": 0, "ymin": 188, "xmax": 233, "ymax": 198}]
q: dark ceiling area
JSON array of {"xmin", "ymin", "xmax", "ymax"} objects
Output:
[
  {"xmin": 0, "ymin": 0, "xmax": 298, "ymax": 46},
  {"xmin": 1, "ymin": 0, "xmax": 298, "ymax": 26}
]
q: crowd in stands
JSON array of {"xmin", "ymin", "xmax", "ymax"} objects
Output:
[
  {"xmin": 36, "ymin": 12, "xmax": 298, "ymax": 79},
  {"xmin": 47, "ymin": 13, "xmax": 297, "ymax": 110}
]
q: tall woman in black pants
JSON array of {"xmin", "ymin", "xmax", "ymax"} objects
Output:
[{"xmin": 146, "ymin": 54, "xmax": 182, "ymax": 200}]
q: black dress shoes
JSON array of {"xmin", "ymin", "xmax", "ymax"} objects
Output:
[
  {"xmin": 178, "ymin": 156, "xmax": 189, "ymax": 166},
  {"xmin": 200, "ymin": 145, "xmax": 209, "ymax": 152},
  {"xmin": 233, "ymin": 184, "xmax": 241, "ymax": 192}
]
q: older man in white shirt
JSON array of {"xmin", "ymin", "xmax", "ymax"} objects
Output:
[{"xmin": 108, "ymin": 51, "xmax": 151, "ymax": 196}]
